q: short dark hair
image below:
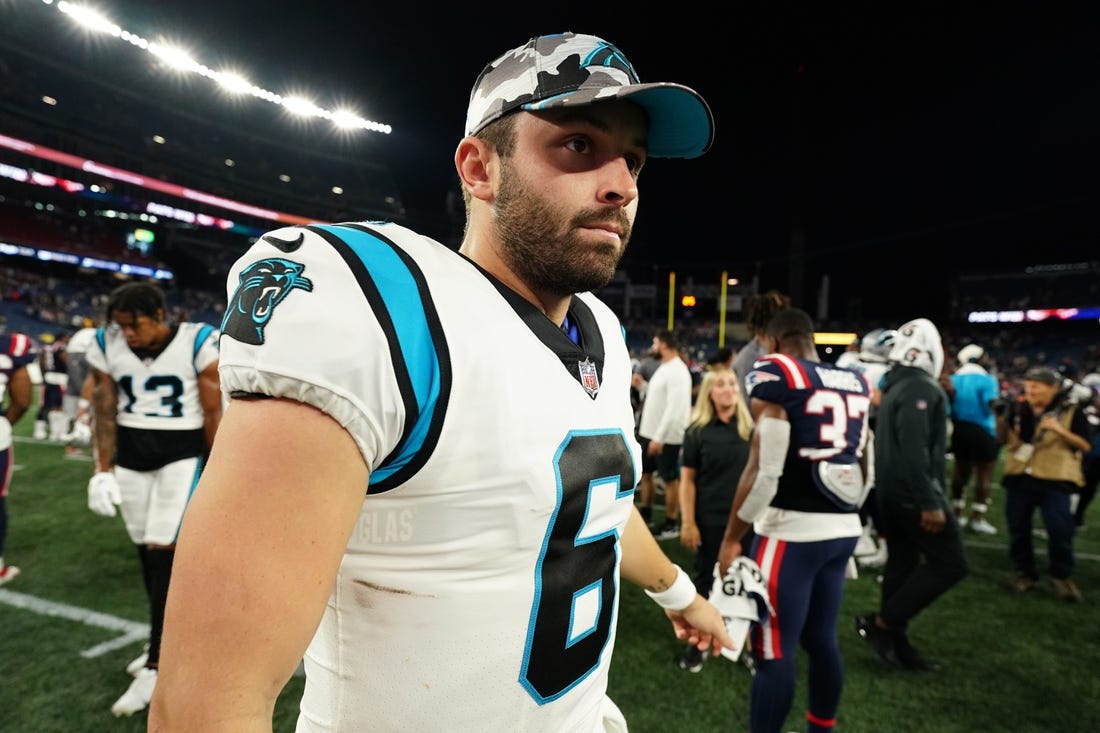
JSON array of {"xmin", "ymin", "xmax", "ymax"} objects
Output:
[
  {"xmin": 764, "ymin": 308, "xmax": 815, "ymax": 341},
  {"xmin": 107, "ymin": 282, "xmax": 167, "ymax": 321},
  {"xmin": 462, "ymin": 114, "xmax": 518, "ymax": 213},
  {"xmin": 655, "ymin": 329, "xmax": 679, "ymax": 350},
  {"xmin": 706, "ymin": 347, "xmax": 733, "ymax": 367}
]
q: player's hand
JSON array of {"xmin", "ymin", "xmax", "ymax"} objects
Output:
[
  {"xmin": 665, "ymin": 595, "xmax": 736, "ymax": 657},
  {"xmin": 716, "ymin": 536, "xmax": 743, "ymax": 577},
  {"xmin": 88, "ymin": 471, "xmax": 122, "ymax": 517},
  {"xmin": 68, "ymin": 419, "xmax": 92, "ymax": 446},
  {"xmin": 679, "ymin": 522, "xmax": 701, "ymax": 551},
  {"xmin": 919, "ymin": 508, "xmax": 946, "ymax": 534}
]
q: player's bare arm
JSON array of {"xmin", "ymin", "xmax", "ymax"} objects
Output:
[
  {"xmin": 620, "ymin": 508, "xmax": 735, "ymax": 655},
  {"xmin": 5, "ymin": 365, "xmax": 32, "ymax": 424},
  {"xmin": 197, "ymin": 361, "xmax": 222, "ymax": 450},
  {"xmin": 718, "ymin": 401, "xmax": 788, "ymax": 574},
  {"xmin": 150, "ymin": 397, "xmax": 367, "ymax": 732},
  {"xmin": 90, "ymin": 367, "xmax": 118, "ymax": 472}
]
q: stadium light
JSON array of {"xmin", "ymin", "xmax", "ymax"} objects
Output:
[
  {"xmin": 331, "ymin": 110, "xmax": 365, "ymax": 129},
  {"xmin": 214, "ymin": 71, "xmax": 252, "ymax": 94},
  {"xmin": 60, "ymin": 2, "xmax": 120, "ymax": 36},
  {"xmin": 51, "ymin": 0, "xmax": 392, "ymax": 135},
  {"xmin": 282, "ymin": 96, "xmax": 324, "ymax": 118},
  {"xmin": 148, "ymin": 42, "xmax": 200, "ymax": 73},
  {"xmin": 814, "ymin": 332, "xmax": 859, "ymax": 346}
]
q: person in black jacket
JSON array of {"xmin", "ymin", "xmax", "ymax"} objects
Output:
[{"xmin": 855, "ymin": 317, "xmax": 968, "ymax": 672}]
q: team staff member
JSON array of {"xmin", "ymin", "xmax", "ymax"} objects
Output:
[
  {"xmin": 857, "ymin": 318, "xmax": 968, "ymax": 672},
  {"xmin": 676, "ymin": 365, "xmax": 753, "ymax": 672}
]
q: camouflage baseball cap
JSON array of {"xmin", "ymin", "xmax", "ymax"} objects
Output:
[{"xmin": 464, "ymin": 32, "xmax": 714, "ymax": 159}]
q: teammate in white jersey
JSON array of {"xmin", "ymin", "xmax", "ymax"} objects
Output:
[
  {"xmin": 152, "ymin": 31, "xmax": 732, "ymax": 733},
  {"xmin": 84, "ymin": 282, "xmax": 222, "ymax": 717},
  {"xmin": 62, "ymin": 324, "xmax": 98, "ymax": 453}
]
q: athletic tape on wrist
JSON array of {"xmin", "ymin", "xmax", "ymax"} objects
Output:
[{"xmin": 644, "ymin": 565, "xmax": 696, "ymax": 611}]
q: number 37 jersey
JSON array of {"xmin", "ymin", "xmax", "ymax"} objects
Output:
[{"xmin": 746, "ymin": 354, "xmax": 872, "ymax": 515}]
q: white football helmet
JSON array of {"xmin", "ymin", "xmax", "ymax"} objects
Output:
[
  {"xmin": 888, "ymin": 318, "xmax": 944, "ymax": 377},
  {"xmin": 958, "ymin": 344, "xmax": 984, "ymax": 364},
  {"xmin": 859, "ymin": 328, "xmax": 897, "ymax": 364}
]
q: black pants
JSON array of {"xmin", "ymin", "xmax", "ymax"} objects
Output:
[
  {"xmin": 691, "ymin": 523, "xmax": 755, "ymax": 597},
  {"xmin": 876, "ymin": 498, "xmax": 969, "ymax": 632}
]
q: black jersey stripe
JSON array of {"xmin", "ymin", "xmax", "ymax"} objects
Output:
[{"xmin": 308, "ymin": 223, "xmax": 451, "ymax": 493}]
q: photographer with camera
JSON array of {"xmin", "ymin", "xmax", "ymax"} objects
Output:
[{"xmin": 998, "ymin": 366, "xmax": 1092, "ymax": 602}]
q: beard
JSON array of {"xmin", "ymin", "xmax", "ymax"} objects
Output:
[{"xmin": 492, "ymin": 158, "xmax": 632, "ymax": 297}]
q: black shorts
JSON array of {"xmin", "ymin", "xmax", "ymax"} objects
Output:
[
  {"xmin": 639, "ymin": 436, "xmax": 681, "ymax": 481},
  {"xmin": 951, "ymin": 420, "xmax": 1000, "ymax": 462}
]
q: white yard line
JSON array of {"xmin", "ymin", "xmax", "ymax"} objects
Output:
[
  {"xmin": 961, "ymin": 539, "xmax": 1100, "ymax": 562},
  {"xmin": 0, "ymin": 588, "xmax": 306, "ymax": 676},
  {"xmin": 0, "ymin": 588, "xmax": 148, "ymax": 658}
]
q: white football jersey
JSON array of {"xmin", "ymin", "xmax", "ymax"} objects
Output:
[
  {"xmin": 85, "ymin": 322, "xmax": 220, "ymax": 431},
  {"xmin": 219, "ymin": 222, "xmax": 642, "ymax": 733},
  {"xmin": 67, "ymin": 326, "xmax": 97, "ymax": 355},
  {"xmin": 849, "ymin": 358, "xmax": 890, "ymax": 397}
]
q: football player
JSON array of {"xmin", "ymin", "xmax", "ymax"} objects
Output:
[
  {"xmin": 33, "ymin": 331, "xmax": 70, "ymax": 442},
  {"xmin": 0, "ymin": 332, "xmax": 37, "ymax": 586},
  {"xmin": 848, "ymin": 326, "xmax": 897, "ymax": 567},
  {"xmin": 62, "ymin": 324, "xmax": 98, "ymax": 455},
  {"xmin": 150, "ymin": 32, "xmax": 733, "ymax": 733},
  {"xmin": 718, "ymin": 307, "xmax": 873, "ymax": 733},
  {"xmin": 84, "ymin": 282, "xmax": 222, "ymax": 716}
]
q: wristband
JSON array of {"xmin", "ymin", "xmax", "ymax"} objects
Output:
[{"xmin": 644, "ymin": 565, "xmax": 696, "ymax": 611}]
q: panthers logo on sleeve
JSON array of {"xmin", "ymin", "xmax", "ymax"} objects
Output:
[{"xmin": 222, "ymin": 258, "xmax": 313, "ymax": 345}]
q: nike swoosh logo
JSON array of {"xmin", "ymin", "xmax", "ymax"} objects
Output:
[{"xmin": 262, "ymin": 232, "xmax": 305, "ymax": 252}]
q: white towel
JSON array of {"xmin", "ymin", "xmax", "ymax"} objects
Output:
[{"xmin": 709, "ymin": 557, "xmax": 774, "ymax": 662}]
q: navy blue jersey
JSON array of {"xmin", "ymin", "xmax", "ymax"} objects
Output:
[
  {"xmin": 745, "ymin": 354, "xmax": 872, "ymax": 512},
  {"xmin": 0, "ymin": 333, "xmax": 38, "ymax": 407}
]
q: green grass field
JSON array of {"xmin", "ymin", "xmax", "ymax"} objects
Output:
[{"xmin": 1, "ymin": 412, "xmax": 1098, "ymax": 733}]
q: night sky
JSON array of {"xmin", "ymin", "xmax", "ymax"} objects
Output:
[{"xmin": 5, "ymin": 1, "xmax": 1100, "ymax": 323}]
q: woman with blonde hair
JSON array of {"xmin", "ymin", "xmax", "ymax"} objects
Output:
[{"xmin": 676, "ymin": 365, "xmax": 754, "ymax": 672}]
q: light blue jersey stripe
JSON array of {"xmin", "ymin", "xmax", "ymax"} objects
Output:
[{"xmin": 315, "ymin": 224, "xmax": 443, "ymax": 484}]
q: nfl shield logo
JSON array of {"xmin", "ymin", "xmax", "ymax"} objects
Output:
[{"xmin": 578, "ymin": 358, "xmax": 600, "ymax": 399}]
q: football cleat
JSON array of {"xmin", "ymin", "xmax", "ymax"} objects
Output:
[
  {"xmin": 853, "ymin": 525, "xmax": 878, "ymax": 557},
  {"xmin": 0, "ymin": 565, "xmax": 21, "ymax": 586},
  {"xmin": 967, "ymin": 517, "xmax": 997, "ymax": 535},
  {"xmin": 126, "ymin": 650, "xmax": 150, "ymax": 677},
  {"xmin": 111, "ymin": 667, "xmax": 157, "ymax": 717},
  {"xmin": 857, "ymin": 542, "xmax": 888, "ymax": 569}
]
